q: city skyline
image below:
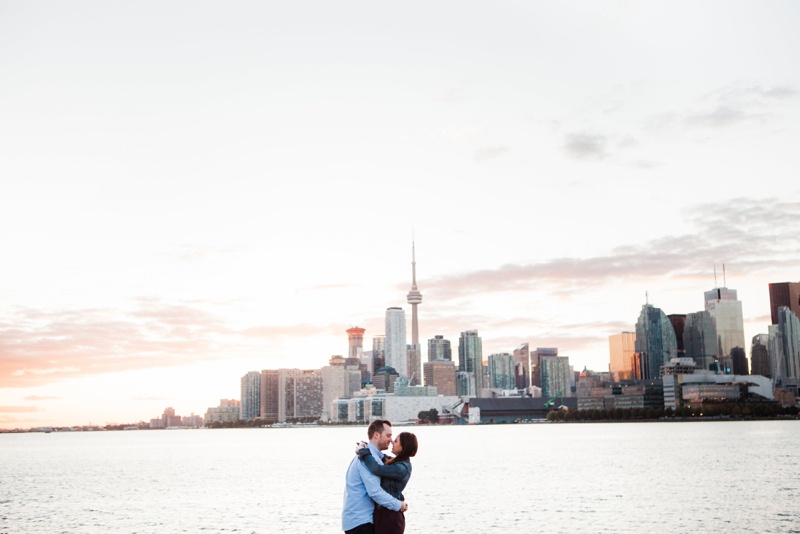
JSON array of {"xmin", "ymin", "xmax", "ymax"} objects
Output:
[{"xmin": 2, "ymin": 1, "xmax": 800, "ymax": 429}]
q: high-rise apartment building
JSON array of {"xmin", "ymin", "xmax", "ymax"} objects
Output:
[
  {"xmin": 261, "ymin": 369, "xmax": 324, "ymax": 422},
  {"xmin": 704, "ymin": 287, "xmax": 745, "ymax": 360},
  {"xmin": 321, "ymin": 356, "xmax": 362, "ymax": 421},
  {"xmin": 488, "ymin": 353, "xmax": 515, "ymax": 390},
  {"xmin": 609, "ymin": 332, "xmax": 636, "ymax": 381},
  {"xmin": 458, "ymin": 330, "xmax": 483, "ymax": 396},
  {"xmin": 428, "ymin": 335, "xmax": 452, "ymax": 362},
  {"xmin": 240, "ymin": 371, "xmax": 261, "ymax": 420},
  {"xmin": 769, "ymin": 282, "xmax": 800, "ymax": 325},
  {"xmin": 347, "ymin": 327, "xmax": 365, "ymax": 360},
  {"xmin": 385, "ymin": 307, "xmax": 407, "ymax": 378},
  {"xmin": 540, "ymin": 356, "xmax": 571, "ymax": 399},
  {"xmin": 635, "ymin": 304, "xmax": 678, "ymax": 379},
  {"xmin": 683, "ymin": 311, "xmax": 717, "ymax": 371},
  {"xmin": 513, "ymin": 343, "xmax": 530, "ymax": 389},
  {"xmin": 423, "ymin": 359, "xmax": 456, "ymax": 396},
  {"xmin": 531, "ymin": 347, "xmax": 558, "ymax": 388}
]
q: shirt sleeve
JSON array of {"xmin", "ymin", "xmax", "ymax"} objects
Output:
[
  {"xmin": 360, "ymin": 453, "xmax": 409, "ymax": 481},
  {"xmin": 357, "ymin": 461, "xmax": 402, "ymax": 510}
]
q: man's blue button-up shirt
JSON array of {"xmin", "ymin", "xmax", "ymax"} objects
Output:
[{"xmin": 342, "ymin": 442, "xmax": 401, "ymax": 531}]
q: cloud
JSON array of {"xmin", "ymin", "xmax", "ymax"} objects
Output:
[
  {"xmin": 24, "ymin": 395, "xmax": 61, "ymax": 401},
  {"xmin": 563, "ymin": 133, "xmax": 608, "ymax": 160},
  {"xmin": 441, "ymin": 124, "xmax": 487, "ymax": 142},
  {"xmin": 686, "ymin": 105, "xmax": 749, "ymax": 128},
  {"xmin": 0, "ymin": 302, "xmax": 346, "ymax": 388},
  {"xmin": 0, "ymin": 406, "xmax": 41, "ymax": 413},
  {"xmin": 474, "ymin": 146, "xmax": 510, "ymax": 162},
  {"xmin": 425, "ymin": 196, "xmax": 800, "ymax": 300}
]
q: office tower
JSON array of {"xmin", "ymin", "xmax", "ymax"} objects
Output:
[
  {"xmin": 668, "ymin": 314, "xmax": 686, "ymax": 355},
  {"xmin": 428, "ymin": 335, "xmax": 452, "ymax": 362},
  {"xmin": 458, "ymin": 330, "xmax": 483, "ymax": 395},
  {"xmin": 684, "ymin": 311, "xmax": 717, "ymax": 371},
  {"xmin": 531, "ymin": 347, "xmax": 558, "ymax": 388},
  {"xmin": 407, "ymin": 345, "xmax": 421, "ymax": 385},
  {"xmin": 731, "ymin": 347, "xmax": 749, "ymax": 375},
  {"xmin": 513, "ymin": 343, "xmax": 530, "ymax": 389},
  {"xmin": 488, "ymin": 353, "xmax": 515, "ymax": 390},
  {"xmin": 406, "ymin": 241, "xmax": 423, "ymax": 384},
  {"xmin": 455, "ymin": 371, "xmax": 476, "ymax": 397},
  {"xmin": 609, "ymin": 332, "xmax": 636, "ymax": 381},
  {"xmin": 385, "ymin": 307, "xmax": 408, "ymax": 378},
  {"xmin": 373, "ymin": 366, "xmax": 400, "ymax": 393},
  {"xmin": 751, "ymin": 334, "xmax": 771, "ymax": 378},
  {"xmin": 347, "ymin": 326, "xmax": 365, "ymax": 359},
  {"xmin": 769, "ymin": 307, "xmax": 800, "ymax": 390},
  {"xmin": 240, "ymin": 371, "xmax": 261, "ymax": 420},
  {"xmin": 540, "ymin": 355, "xmax": 572, "ymax": 399},
  {"xmin": 261, "ymin": 370, "xmax": 279, "ymax": 420},
  {"xmin": 769, "ymin": 282, "xmax": 800, "ymax": 325},
  {"xmin": 423, "ymin": 359, "xmax": 456, "ymax": 396},
  {"xmin": 372, "ymin": 335, "xmax": 386, "ymax": 372},
  {"xmin": 635, "ymin": 304, "xmax": 678, "ymax": 379},
  {"xmin": 704, "ymin": 287, "xmax": 746, "ymax": 360}
]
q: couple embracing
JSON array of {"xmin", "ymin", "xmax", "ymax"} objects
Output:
[{"xmin": 341, "ymin": 419, "xmax": 418, "ymax": 534}]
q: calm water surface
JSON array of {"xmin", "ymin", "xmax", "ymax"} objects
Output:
[{"xmin": 2, "ymin": 421, "xmax": 799, "ymax": 533}]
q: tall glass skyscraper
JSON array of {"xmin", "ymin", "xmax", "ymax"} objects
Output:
[
  {"xmin": 769, "ymin": 306, "xmax": 800, "ymax": 390},
  {"xmin": 240, "ymin": 371, "xmax": 261, "ymax": 420},
  {"xmin": 540, "ymin": 356, "xmax": 571, "ymax": 399},
  {"xmin": 769, "ymin": 282, "xmax": 800, "ymax": 325},
  {"xmin": 684, "ymin": 311, "xmax": 717, "ymax": 371},
  {"xmin": 488, "ymin": 353, "xmax": 515, "ymax": 390},
  {"xmin": 635, "ymin": 304, "xmax": 678, "ymax": 379},
  {"xmin": 458, "ymin": 330, "xmax": 483, "ymax": 395},
  {"xmin": 385, "ymin": 307, "xmax": 407, "ymax": 378},
  {"xmin": 704, "ymin": 287, "xmax": 745, "ymax": 360}
]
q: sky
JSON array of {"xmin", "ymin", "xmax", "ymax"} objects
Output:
[{"xmin": 1, "ymin": 1, "xmax": 799, "ymax": 429}]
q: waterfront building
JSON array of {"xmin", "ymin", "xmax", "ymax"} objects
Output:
[
  {"xmin": 456, "ymin": 371, "xmax": 476, "ymax": 397},
  {"xmin": 684, "ymin": 311, "xmax": 717, "ymax": 371},
  {"xmin": 704, "ymin": 287, "xmax": 746, "ymax": 363},
  {"xmin": 240, "ymin": 371, "xmax": 261, "ymax": 420},
  {"xmin": 204, "ymin": 399, "xmax": 240, "ymax": 424},
  {"xmin": 609, "ymin": 333, "xmax": 636, "ymax": 382},
  {"xmin": 769, "ymin": 282, "xmax": 800, "ymax": 325},
  {"xmin": 540, "ymin": 355, "xmax": 572, "ymax": 399},
  {"xmin": 458, "ymin": 330, "xmax": 484, "ymax": 395},
  {"xmin": 423, "ymin": 359, "xmax": 456, "ymax": 396},
  {"xmin": 428, "ymin": 335, "xmax": 452, "ymax": 362},
  {"xmin": 331, "ymin": 387, "xmax": 459, "ymax": 423},
  {"xmin": 488, "ymin": 353, "xmax": 515, "ymax": 390},
  {"xmin": 406, "ymin": 240, "xmax": 423, "ymax": 384},
  {"xmin": 635, "ymin": 304, "xmax": 679, "ymax": 379},
  {"xmin": 321, "ymin": 356, "xmax": 362, "ymax": 421},
  {"xmin": 751, "ymin": 334, "xmax": 771, "ymax": 378},
  {"xmin": 261, "ymin": 370, "xmax": 280, "ymax": 420},
  {"xmin": 513, "ymin": 343, "xmax": 530, "ymax": 389},
  {"xmin": 385, "ymin": 307, "xmax": 408, "ymax": 378},
  {"xmin": 769, "ymin": 306, "xmax": 800, "ymax": 394}
]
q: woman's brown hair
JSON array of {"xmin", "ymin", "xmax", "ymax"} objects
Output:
[{"xmin": 388, "ymin": 432, "xmax": 418, "ymax": 464}]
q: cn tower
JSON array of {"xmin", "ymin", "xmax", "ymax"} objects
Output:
[{"xmin": 407, "ymin": 240, "xmax": 422, "ymax": 346}]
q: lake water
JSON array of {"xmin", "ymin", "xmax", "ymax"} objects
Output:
[{"xmin": 2, "ymin": 421, "xmax": 799, "ymax": 533}]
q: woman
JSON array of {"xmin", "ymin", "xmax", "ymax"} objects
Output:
[{"xmin": 358, "ymin": 432, "xmax": 418, "ymax": 534}]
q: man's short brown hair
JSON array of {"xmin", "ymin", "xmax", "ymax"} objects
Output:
[{"xmin": 367, "ymin": 419, "xmax": 392, "ymax": 440}]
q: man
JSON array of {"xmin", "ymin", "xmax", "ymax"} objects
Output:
[{"xmin": 342, "ymin": 419, "xmax": 408, "ymax": 534}]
